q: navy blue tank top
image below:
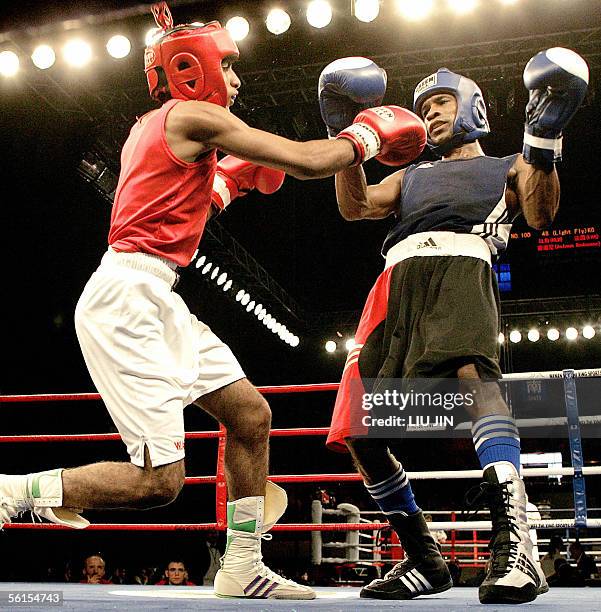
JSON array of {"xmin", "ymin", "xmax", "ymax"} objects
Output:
[{"xmin": 382, "ymin": 154, "xmax": 519, "ymax": 256}]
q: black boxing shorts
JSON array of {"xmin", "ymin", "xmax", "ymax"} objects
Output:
[{"xmin": 327, "ymin": 251, "xmax": 502, "ymax": 452}]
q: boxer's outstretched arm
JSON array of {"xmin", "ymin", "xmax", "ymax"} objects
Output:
[
  {"xmin": 336, "ymin": 167, "xmax": 404, "ymax": 221},
  {"xmin": 174, "ymin": 100, "xmax": 355, "ymax": 179},
  {"xmin": 509, "ymin": 154, "xmax": 559, "ymax": 229}
]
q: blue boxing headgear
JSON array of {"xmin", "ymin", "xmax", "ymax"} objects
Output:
[{"xmin": 413, "ymin": 68, "xmax": 490, "ymax": 156}]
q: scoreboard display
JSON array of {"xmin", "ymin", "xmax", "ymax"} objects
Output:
[
  {"xmin": 510, "ymin": 226, "xmax": 601, "ymax": 254},
  {"xmin": 495, "ymin": 225, "xmax": 601, "ymax": 296}
]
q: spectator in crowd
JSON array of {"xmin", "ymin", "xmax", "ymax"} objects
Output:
[
  {"xmin": 202, "ymin": 531, "xmax": 222, "ymax": 586},
  {"xmin": 79, "ymin": 554, "xmax": 112, "ymax": 584},
  {"xmin": 111, "ymin": 566, "xmax": 132, "ymax": 585},
  {"xmin": 155, "ymin": 560, "xmax": 196, "ymax": 586},
  {"xmin": 540, "ymin": 534, "xmax": 565, "ymax": 578},
  {"xmin": 569, "ymin": 541, "xmax": 598, "ymax": 580},
  {"xmin": 63, "ymin": 561, "xmax": 75, "ymax": 583},
  {"xmin": 547, "ymin": 558, "xmax": 585, "ymax": 588},
  {"xmin": 134, "ymin": 566, "xmax": 157, "ymax": 585},
  {"xmin": 424, "ymin": 513, "xmax": 447, "ymax": 551}
]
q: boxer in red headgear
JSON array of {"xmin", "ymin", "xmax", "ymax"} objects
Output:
[
  {"xmin": 0, "ymin": 1, "xmax": 427, "ymax": 600},
  {"xmin": 144, "ymin": 3, "xmax": 239, "ymax": 107}
]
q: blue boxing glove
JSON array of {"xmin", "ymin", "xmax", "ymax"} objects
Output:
[
  {"xmin": 318, "ymin": 57, "xmax": 387, "ymax": 137},
  {"xmin": 523, "ymin": 47, "xmax": 589, "ymax": 166}
]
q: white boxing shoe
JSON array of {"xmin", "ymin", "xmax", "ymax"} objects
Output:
[
  {"xmin": 473, "ymin": 462, "xmax": 547, "ymax": 604},
  {"xmin": 0, "ymin": 470, "xmax": 88, "ymax": 529},
  {"xmin": 214, "ymin": 533, "xmax": 315, "ymax": 599},
  {"xmin": 214, "ymin": 483, "xmax": 315, "ymax": 600}
]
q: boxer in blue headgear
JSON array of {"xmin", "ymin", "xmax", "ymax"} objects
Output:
[
  {"xmin": 322, "ymin": 49, "xmax": 588, "ymax": 605},
  {"xmin": 413, "ymin": 68, "xmax": 490, "ymax": 156}
]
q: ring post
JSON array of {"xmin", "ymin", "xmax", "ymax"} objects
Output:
[
  {"xmin": 563, "ymin": 369, "xmax": 588, "ymax": 528},
  {"xmin": 215, "ymin": 424, "xmax": 228, "ymax": 530}
]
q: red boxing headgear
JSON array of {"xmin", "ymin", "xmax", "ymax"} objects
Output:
[{"xmin": 144, "ymin": 2, "xmax": 239, "ymax": 107}]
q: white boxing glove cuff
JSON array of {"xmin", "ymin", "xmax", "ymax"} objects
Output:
[{"xmin": 338, "ymin": 123, "xmax": 381, "ymax": 164}]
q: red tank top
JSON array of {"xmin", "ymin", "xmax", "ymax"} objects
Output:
[{"xmin": 109, "ymin": 99, "xmax": 216, "ymax": 267}]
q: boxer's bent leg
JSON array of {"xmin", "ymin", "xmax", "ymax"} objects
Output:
[
  {"xmin": 62, "ymin": 448, "xmax": 185, "ymax": 510},
  {"xmin": 194, "ymin": 378, "xmax": 270, "ymax": 500}
]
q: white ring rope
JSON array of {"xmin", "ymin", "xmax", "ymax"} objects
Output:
[
  {"xmin": 501, "ymin": 368, "xmax": 601, "ymax": 380},
  {"xmin": 454, "ymin": 415, "xmax": 601, "ymax": 430},
  {"xmin": 397, "ymin": 466, "xmax": 601, "ymax": 480}
]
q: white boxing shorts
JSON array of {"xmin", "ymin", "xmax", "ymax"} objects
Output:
[{"xmin": 74, "ymin": 248, "xmax": 245, "ymax": 467}]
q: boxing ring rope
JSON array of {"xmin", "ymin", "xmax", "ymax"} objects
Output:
[
  {"xmin": 2, "ymin": 367, "xmax": 600, "ymax": 405},
  {"xmin": 1, "ymin": 368, "xmax": 600, "ymax": 536}
]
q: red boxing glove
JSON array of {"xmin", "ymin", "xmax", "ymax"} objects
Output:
[
  {"xmin": 337, "ymin": 106, "xmax": 427, "ymax": 167},
  {"xmin": 212, "ymin": 156, "xmax": 286, "ymax": 212}
]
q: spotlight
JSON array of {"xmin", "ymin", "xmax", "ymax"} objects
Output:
[
  {"xmin": 246, "ymin": 300, "xmax": 256, "ymax": 312},
  {"xmin": 290, "ymin": 336, "xmax": 300, "ymax": 347},
  {"xmin": 325, "ymin": 340, "xmax": 337, "ymax": 353},
  {"xmin": 226, "ymin": 16, "xmax": 250, "ymax": 41},
  {"xmin": 307, "ymin": 1, "xmax": 333, "ymax": 28},
  {"xmin": 31, "ymin": 45, "xmax": 55, "ymax": 70},
  {"xmin": 254, "ymin": 303, "xmax": 263, "ymax": 315},
  {"xmin": 223, "ymin": 279, "xmax": 232, "ymax": 291},
  {"xmin": 217, "ymin": 272, "xmax": 228, "ymax": 286},
  {"xmin": 195, "ymin": 255, "xmax": 206, "ymax": 269},
  {"xmin": 202, "ymin": 262, "xmax": 212, "ymax": 275},
  {"xmin": 345, "ymin": 338, "xmax": 356, "ymax": 351},
  {"xmin": 547, "ymin": 328, "xmax": 560, "ymax": 341},
  {"xmin": 241, "ymin": 293, "xmax": 250, "ymax": 306},
  {"xmin": 354, "ymin": 0, "xmax": 380, "ymax": 23},
  {"xmin": 498, "ymin": 333, "xmax": 505, "ymax": 344},
  {"xmin": 210, "ymin": 266, "xmax": 220, "ymax": 280},
  {"xmin": 583, "ymin": 325, "xmax": 596, "ymax": 339},
  {"xmin": 257, "ymin": 310, "xmax": 266, "ymax": 321},
  {"xmin": 395, "ymin": 0, "xmax": 434, "ymax": 21},
  {"xmin": 509, "ymin": 330, "xmax": 521, "ymax": 343},
  {"xmin": 527, "ymin": 329, "xmax": 540, "ymax": 343},
  {"xmin": 106, "ymin": 35, "xmax": 131, "ymax": 59},
  {"xmin": 0, "ymin": 51, "xmax": 19, "ymax": 77},
  {"xmin": 266, "ymin": 8, "xmax": 291, "ymax": 35},
  {"xmin": 145, "ymin": 28, "xmax": 162, "ymax": 46},
  {"xmin": 566, "ymin": 327, "xmax": 578, "ymax": 341},
  {"xmin": 447, "ymin": 0, "xmax": 479, "ymax": 15},
  {"xmin": 63, "ymin": 39, "xmax": 92, "ymax": 68},
  {"xmin": 235, "ymin": 289, "xmax": 245, "ymax": 302}
]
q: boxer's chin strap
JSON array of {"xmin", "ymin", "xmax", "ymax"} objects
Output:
[{"xmin": 262, "ymin": 481, "xmax": 287, "ymax": 532}]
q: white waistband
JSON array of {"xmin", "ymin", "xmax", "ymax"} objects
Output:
[
  {"xmin": 384, "ymin": 232, "xmax": 492, "ymax": 270},
  {"xmin": 103, "ymin": 248, "xmax": 178, "ymax": 286}
]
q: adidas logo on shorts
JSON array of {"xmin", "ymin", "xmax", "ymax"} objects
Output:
[{"xmin": 416, "ymin": 237, "xmax": 440, "ymax": 250}]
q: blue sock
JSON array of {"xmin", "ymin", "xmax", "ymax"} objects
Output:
[
  {"xmin": 365, "ymin": 464, "xmax": 420, "ymax": 517},
  {"xmin": 472, "ymin": 414, "xmax": 521, "ymax": 472}
]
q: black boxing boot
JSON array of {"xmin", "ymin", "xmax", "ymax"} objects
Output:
[
  {"xmin": 360, "ymin": 511, "xmax": 453, "ymax": 599},
  {"xmin": 467, "ymin": 462, "xmax": 548, "ymax": 604}
]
